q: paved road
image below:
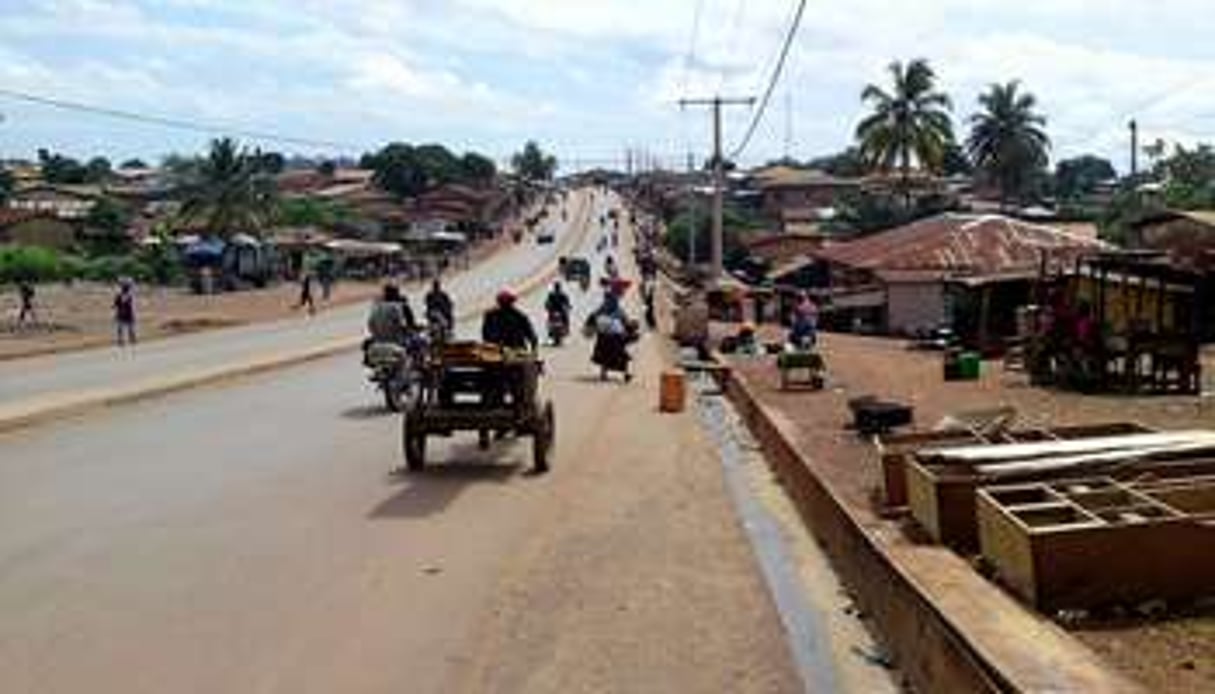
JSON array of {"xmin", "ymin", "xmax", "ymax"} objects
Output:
[
  {"xmin": 0, "ymin": 190, "xmax": 590, "ymax": 409},
  {"xmin": 0, "ymin": 190, "xmax": 807, "ymax": 693}
]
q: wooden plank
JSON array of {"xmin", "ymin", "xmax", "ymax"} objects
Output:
[{"xmin": 920, "ymin": 430, "xmax": 1215, "ymax": 465}]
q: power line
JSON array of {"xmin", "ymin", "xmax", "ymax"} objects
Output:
[
  {"xmin": 0, "ymin": 86, "xmax": 361, "ymax": 151},
  {"xmin": 681, "ymin": 0, "xmax": 708, "ymax": 94},
  {"xmin": 727, "ymin": 0, "xmax": 807, "ymax": 160}
]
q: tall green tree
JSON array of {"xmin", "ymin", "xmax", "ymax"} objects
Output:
[
  {"xmin": 84, "ymin": 156, "xmax": 113, "ymax": 183},
  {"xmin": 179, "ymin": 138, "xmax": 277, "ymax": 239},
  {"xmin": 459, "ymin": 152, "xmax": 497, "ymax": 183},
  {"xmin": 1055, "ymin": 155, "xmax": 1116, "ymax": 200},
  {"xmin": 511, "ymin": 141, "xmax": 557, "ymax": 182},
  {"xmin": 367, "ymin": 143, "xmax": 429, "ymax": 198},
  {"xmin": 0, "ymin": 168, "xmax": 13, "ymax": 204},
  {"xmin": 966, "ymin": 81, "xmax": 1051, "ymax": 207},
  {"xmin": 855, "ymin": 59, "xmax": 954, "ymax": 190},
  {"xmin": 38, "ymin": 149, "xmax": 88, "ymax": 184}
]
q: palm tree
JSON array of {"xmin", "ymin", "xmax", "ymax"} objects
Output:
[
  {"xmin": 966, "ymin": 81, "xmax": 1050, "ymax": 208},
  {"xmin": 179, "ymin": 138, "xmax": 277, "ymax": 239},
  {"xmin": 855, "ymin": 59, "xmax": 954, "ymax": 196}
]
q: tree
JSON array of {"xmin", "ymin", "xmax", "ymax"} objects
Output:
[
  {"xmin": 942, "ymin": 142, "xmax": 973, "ymax": 177},
  {"xmin": 367, "ymin": 143, "xmax": 429, "ymax": 198},
  {"xmin": 806, "ymin": 147, "xmax": 868, "ymax": 177},
  {"xmin": 83, "ymin": 196, "xmax": 133, "ymax": 254},
  {"xmin": 179, "ymin": 138, "xmax": 277, "ymax": 239},
  {"xmin": 38, "ymin": 149, "xmax": 88, "ymax": 184},
  {"xmin": 1055, "ymin": 155, "xmax": 1116, "ymax": 200},
  {"xmin": 511, "ymin": 140, "xmax": 557, "ymax": 182},
  {"xmin": 251, "ymin": 150, "xmax": 285, "ymax": 175},
  {"xmin": 317, "ymin": 160, "xmax": 337, "ymax": 178},
  {"xmin": 459, "ymin": 152, "xmax": 497, "ymax": 183},
  {"xmin": 966, "ymin": 81, "xmax": 1051, "ymax": 207},
  {"xmin": 120, "ymin": 158, "xmax": 148, "ymax": 170},
  {"xmin": 84, "ymin": 156, "xmax": 112, "ymax": 183},
  {"xmin": 0, "ymin": 168, "xmax": 13, "ymax": 204},
  {"xmin": 855, "ymin": 59, "xmax": 954, "ymax": 191}
]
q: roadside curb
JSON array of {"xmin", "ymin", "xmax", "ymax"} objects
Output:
[
  {"xmin": 715, "ymin": 364, "xmax": 1143, "ymax": 694},
  {"xmin": 0, "ymin": 196, "xmax": 590, "ymax": 434}
]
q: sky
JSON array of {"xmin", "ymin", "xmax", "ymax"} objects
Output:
[{"xmin": 3, "ymin": 0, "xmax": 1215, "ymax": 173}]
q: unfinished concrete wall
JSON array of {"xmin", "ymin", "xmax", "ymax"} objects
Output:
[{"xmin": 886, "ymin": 281, "xmax": 944, "ymax": 335}]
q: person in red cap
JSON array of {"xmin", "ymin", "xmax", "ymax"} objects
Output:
[
  {"xmin": 481, "ymin": 288, "xmax": 539, "ymax": 416},
  {"xmin": 482, "ymin": 289, "xmax": 537, "ymax": 351}
]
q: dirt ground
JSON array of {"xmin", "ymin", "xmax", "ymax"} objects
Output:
[
  {"xmin": 723, "ymin": 328, "xmax": 1215, "ymax": 692},
  {"xmin": 0, "ymin": 234, "xmax": 511, "ymax": 361}
]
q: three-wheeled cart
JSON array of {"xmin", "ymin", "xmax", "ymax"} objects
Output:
[{"xmin": 401, "ymin": 342, "xmax": 555, "ymax": 473}]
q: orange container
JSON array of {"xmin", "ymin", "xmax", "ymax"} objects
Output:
[{"xmin": 659, "ymin": 370, "xmax": 687, "ymax": 413}]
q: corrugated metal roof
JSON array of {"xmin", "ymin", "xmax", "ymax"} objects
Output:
[{"xmin": 819, "ymin": 213, "xmax": 1108, "ymax": 278}]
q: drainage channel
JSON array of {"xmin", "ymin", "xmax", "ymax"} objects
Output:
[{"xmin": 689, "ymin": 371, "xmax": 900, "ymax": 694}]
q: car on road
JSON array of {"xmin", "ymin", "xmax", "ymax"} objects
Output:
[{"xmin": 536, "ymin": 230, "xmax": 555, "ymax": 245}]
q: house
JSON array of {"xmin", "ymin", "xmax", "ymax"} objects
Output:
[
  {"xmin": 0, "ymin": 209, "xmax": 78, "ymax": 249},
  {"xmin": 743, "ymin": 230, "xmax": 827, "ymax": 266},
  {"xmin": 817, "ymin": 213, "xmax": 1108, "ymax": 338},
  {"xmin": 750, "ymin": 166, "xmax": 860, "ymax": 231},
  {"xmin": 7, "ymin": 184, "xmax": 99, "ymax": 220},
  {"xmin": 1129, "ymin": 210, "xmax": 1215, "ymax": 269}
]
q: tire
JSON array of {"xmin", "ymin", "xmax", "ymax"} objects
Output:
[
  {"xmin": 532, "ymin": 401, "xmax": 554, "ymax": 473},
  {"xmin": 402, "ymin": 411, "xmax": 426, "ymax": 471}
]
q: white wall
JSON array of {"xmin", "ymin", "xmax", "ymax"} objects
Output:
[{"xmin": 886, "ymin": 281, "xmax": 944, "ymax": 334}]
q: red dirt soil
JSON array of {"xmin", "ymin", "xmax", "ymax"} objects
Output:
[{"xmin": 725, "ymin": 329, "xmax": 1215, "ymax": 693}]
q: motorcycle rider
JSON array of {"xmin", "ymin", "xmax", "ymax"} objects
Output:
[
  {"xmin": 367, "ymin": 283, "xmax": 416, "ymax": 347},
  {"xmin": 544, "ymin": 281, "xmax": 572, "ymax": 343},
  {"xmin": 424, "ymin": 278, "xmax": 454, "ymax": 340}
]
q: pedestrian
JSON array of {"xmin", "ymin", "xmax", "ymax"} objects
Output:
[
  {"xmin": 317, "ymin": 257, "xmax": 335, "ymax": 301},
  {"xmin": 113, "ymin": 279, "xmax": 137, "ymax": 346},
  {"xmin": 17, "ymin": 280, "xmax": 37, "ymax": 328},
  {"xmin": 298, "ymin": 273, "xmax": 316, "ymax": 316}
]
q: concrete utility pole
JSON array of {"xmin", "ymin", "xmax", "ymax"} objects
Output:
[
  {"xmin": 1129, "ymin": 119, "xmax": 1139, "ymax": 179},
  {"xmin": 679, "ymin": 95, "xmax": 755, "ymax": 283},
  {"xmin": 686, "ymin": 151, "xmax": 697, "ymax": 267}
]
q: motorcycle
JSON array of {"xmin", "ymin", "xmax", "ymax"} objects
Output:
[
  {"xmin": 547, "ymin": 310, "xmax": 569, "ymax": 346},
  {"xmin": 426, "ymin": 308, "xmax": 452, "ymax": 346},
  {"xmin": 364, "ymin": 335, "xmax": 424, "ymax": 412}
]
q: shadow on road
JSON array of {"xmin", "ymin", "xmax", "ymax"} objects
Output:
[
  {"xmin": 341, "ymin": 404, "xmax": 396, "ymax": 420},
  {"xmin": 369, "ymin": 440, "xmax": 524, "ymax": 519}
]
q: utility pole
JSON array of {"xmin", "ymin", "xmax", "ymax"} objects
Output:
[
  {"xmin": 1129, "ymin": 119, "xmax": 1139, "ymax": 179},
  {"xmin": 679, "ymin": 95, "xmax": 755, "ymax": 283},
  {"xmin": 686, "ymin": 151, "xmax": 697, "ymax": 267}
]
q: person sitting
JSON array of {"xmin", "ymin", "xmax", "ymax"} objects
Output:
[
  {"xmin": 424, "ymin": 278, "xmax": 454, "ymax": 336},
  {"xmin": 544, "ymin": 281, "xmax": 572, "ymax": 325},
  {"xmin": 788, "ymin": 291, "xmax": 818, "ymax": 350},
  {"xmin": 588, "ymin": 289, "xmax": 636, "ymax": 381},
  {"xmin": 481, "ymin": 290, "xmax": 539, "ymax": 413}
]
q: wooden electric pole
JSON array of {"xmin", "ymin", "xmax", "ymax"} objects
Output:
[{"xmin": 679, "ymin": 95, "xmax": 755, "ymax": 283}]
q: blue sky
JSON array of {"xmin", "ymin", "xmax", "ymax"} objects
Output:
[{"xmin": 2, "ymin": 0, "xmax": 1215, "ymax": 173}]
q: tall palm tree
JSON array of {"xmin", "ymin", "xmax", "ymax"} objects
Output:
[
  {"xmin": 180, "ymin": 138, "xmax": 277, "ymax": 239},
  {"xmin": 966, "ymin": 81, "xmax": 1050, "ymax": 208},
  {"xmin": 855, "ymin": 59, "xmax": 955, "ymax": 195}
]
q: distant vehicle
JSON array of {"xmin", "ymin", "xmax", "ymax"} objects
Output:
[
  {"xmin": 560, "ymin": 256, "xmax": 591, "ymax": 284},
  {"xmin": 537, "ymin": 230, "xmax": 555, "ymax": 245}
]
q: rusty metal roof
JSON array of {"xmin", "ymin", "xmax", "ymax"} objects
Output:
[{"xmin": 819, "ymin": 213, "xmax": 1108, "ymax": 279}]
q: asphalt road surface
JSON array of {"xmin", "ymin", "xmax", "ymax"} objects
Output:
[
  {"xmin": 0, "ymin": 189, "xmax": 807, "ymax": 693},
  {"xmin": 0, "ymin": 190, "xmax": 588, "ymax": 409}
]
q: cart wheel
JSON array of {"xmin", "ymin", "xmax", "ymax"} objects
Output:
[
  {"xmin": 532, "ymin": 401, "xmax": 554, "ymax": 473},
  {"xmin": 402, "ymin": 411, "xmax": 426, "ymax": 471}
]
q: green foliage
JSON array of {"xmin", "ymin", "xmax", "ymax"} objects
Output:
[
  {"xmin": 275, "ymin": 197, "xmax": 352, "ymax": 227},
  {"xmin": 942, "ymin": 142, "xmax": 973, "ymax": 176},
  {"xmin": 317, "ymin": 160, "xmax": 337, "ymax": 178},
  {"xmin": 179, "ymin": 138, "xmax": 278, "ymax": 239},
  {"xmin": 662, "ymin": 204, "xmax": 765, "ymax": 265},
  {"xmin": 855, "ymin": 59, "xmax": 955, "ymax": 178},
  {"xmin": 120, "ymin": 158, "xmax": 148, "ymax": 170},
  {"xmin": 1098, "ymin": 188, "xmax": 1164, "ymax": 246},
  {"xmin": 0, "ymin": 245, "xmax": 68, "ymax": 283},
  {"xmin": 829, "ymin": 188, "xmax": 957, "ymax": 236},
  {"xmin": 38, "ymin": 149, "xmax": 88, "ymax": 184},
  {"xmin": 0, "ymin": 168, "xmax": 13, "ymax": 204},
  {"xmin": 252, "ymin": 150, "xmax": 285, "ymax": 174},
  {"xmin": 365, "ymin": 142, "xmax": 499, "ymax": 198},
  {"xmin": 966, "ymin": 80, "xmax": 1051, "ymax": 206},
  {"xmin": 511, "ymin": 140, "xmax": 557, "ymax": 182},
  {"xmin": 1055, "ymin": 155, "xmax": 1115, "ymax": 200},
  {"xmin": 84, "ymin": 156, "xmax": 112, "ymax": 182}
]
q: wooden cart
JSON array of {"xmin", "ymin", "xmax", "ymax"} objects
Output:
[{"xmin": 401, "ymin": 342, "xmax": 554, "ymax": 473}]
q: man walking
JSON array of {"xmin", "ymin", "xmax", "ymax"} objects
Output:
[
  {"xmin": 298, "ymin": 273, "xmax": 316, "ymax": 316},
  {"xmin": 114, "ymin": 279, "xmax": 137, "ymax": 346},
  {"xmin": 17, "ymin": 280, "xmax": 37, "ymax": 329}
]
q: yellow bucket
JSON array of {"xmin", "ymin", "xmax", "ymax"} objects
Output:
[{"xmin": 659, "ymin": 370, "xmax": 686, "ymax": 413}]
